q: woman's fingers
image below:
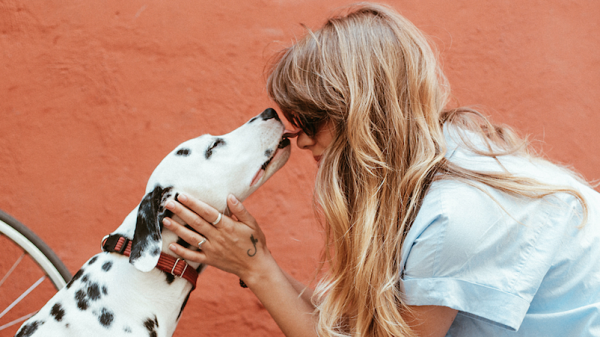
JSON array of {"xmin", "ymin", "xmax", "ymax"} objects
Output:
[
  {"xmin": 227, "ymin": 194, "xmax": 257, "ymax": 229},
  {"xmin": 164, "ymin": 198, "xmax": 214, "ymax": 237},
  {"xmin": 168, "ymin": 241, "xmax": 207, "ymax": 263},
  {"xmin": 162, "ymin": 217, "xmax": 208, "ymax": 249},
  {"xmin": 176, "ymin": 193, "xmax": 223, "ymax": 228}
]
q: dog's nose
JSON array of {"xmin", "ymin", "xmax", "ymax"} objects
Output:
[{"xmin": 260, "ymin": 108, "xmax": 280, "ymax": 122}]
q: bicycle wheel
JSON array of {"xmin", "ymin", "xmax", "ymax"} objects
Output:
[{"xmin": 0, "ymin": 209, "xmax": 72, "ymax": 335}]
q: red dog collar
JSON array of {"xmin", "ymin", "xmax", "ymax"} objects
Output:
[{"xmin": 101, "ymin": 234, "xmax": 198, "ymax": 290}]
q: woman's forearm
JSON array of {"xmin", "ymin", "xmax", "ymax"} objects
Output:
[
  {"xmin": 244, "ymin": 255, "xmax": 318, "ymax": 337},
  {"xmin": 280, "ymin": 267, "xmax": 315, "ymax": 305}
]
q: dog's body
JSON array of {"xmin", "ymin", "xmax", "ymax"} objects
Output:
[{"xmin": 16, "ymin": 108, "xmax": 291, "ymax": 337}]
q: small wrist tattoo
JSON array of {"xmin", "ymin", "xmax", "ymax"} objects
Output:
[{"xmin": 247, "ymin": 234, "xmax": 258, "ymax": 257}]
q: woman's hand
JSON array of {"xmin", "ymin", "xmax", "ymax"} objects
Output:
[
  {"xmin": 162, "ymin": 193, "xmax": 272, "ymax": 283},
  {"xmin": 165, "ymin": 193, "xmax": 320, "ymax": 337}
]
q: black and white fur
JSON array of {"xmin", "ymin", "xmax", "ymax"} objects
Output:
[{"xmin": 16, "ymin": 108, "xmax": 291, "ymax": 337}]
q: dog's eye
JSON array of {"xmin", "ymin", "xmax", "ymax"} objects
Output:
[{"xmin": 205, "ymin": 138, "xmax": 225, "ymax": 159}]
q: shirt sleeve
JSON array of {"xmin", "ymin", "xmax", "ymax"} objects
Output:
[{"xmin": 400, "ymin": 179, "xmax": 561, "ymax": 331}]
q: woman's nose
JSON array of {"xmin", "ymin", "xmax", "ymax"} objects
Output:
[{"xmin": 295, "ymin": 130, "xmax": 315, "ymax": 149}]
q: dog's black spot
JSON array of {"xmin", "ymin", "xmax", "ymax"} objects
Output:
[
  {"xmin": 66, "ymin": 269, "xmax": 84, "ymax": 289},
  {"xmin": 87, "ymin": 283, "xmax": 101, "ymax": 301},
  {"xmin": 144, "ymin": 315, "xmax": 158, "ymax": 331},
  {"xmin": 102, "ymin": 285, "xmax": 108, "ymax": 295},
  {"xmin": 75, "ymin": 289, "xmax": 89, "ymax": 310},
  {"xmin": 248, "ymin": 116, "xmax": 258, "ymax": 123},
  {"xmin": 176, "ymin": 148, "xmax": 191, "ymax": 156},
  {"xmin": 16, "ymin": 320, "xmax": 44, "ymax": 337},
  {"xmin": 98, "ymin": 308, "xmax": 114, "ymax": 328},
  {"xmin": 144, "ymin": 315, "xmax": 159, "ymax": 337},
  {"xmin": 82, "ymin": 274, "xmax": 89, "ymax": 283},
  {"xmin": 88, "ymin": 256, "xmax": 99, "ymax": 265},
  {"xmin": 65, "ymin": 323, "xmax": 70, "ymax": 328},
  {"xmin": 151, "ymin": 247, "xmax": 161, "ymax": 256},
  {"xmin": 165, "ymin": 272, "xmax": 175, "ymax": 285},
  {"xmin": 123, "ymin": 326, "xmax": 132, "ymax": 333},
  {"xmin": 102, "ymin": 261, "xmax": 113, "ymax": 272},
  {"xmin": 50, "ymin": 303, "xmax": 66, "ymax": 322},
  {"xmin": 265, "ymin": 149, "xmax": 273, "ymax": 158}
]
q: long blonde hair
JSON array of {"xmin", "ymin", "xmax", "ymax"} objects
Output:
[{"xmin": 267, "ymin": 3, "xmax": 588, "ymax": 336}]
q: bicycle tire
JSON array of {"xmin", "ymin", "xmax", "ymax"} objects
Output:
[{"xmin": 0, "ymin": 209, "xmax": 72, "ymax": 289}]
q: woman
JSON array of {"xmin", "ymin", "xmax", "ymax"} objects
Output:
[{"xmin": 162, "ymin": 3, "xmax": 600, "ymax": 336}]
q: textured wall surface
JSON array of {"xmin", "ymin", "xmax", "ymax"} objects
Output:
[{"xmin": 1, "ymin": 0, "xmax": 598, "ymax": 336}]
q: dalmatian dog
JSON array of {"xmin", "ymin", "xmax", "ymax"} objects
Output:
[{"xmin": 16, "ymin": 108, "xmax": 292, "ymax": 337}]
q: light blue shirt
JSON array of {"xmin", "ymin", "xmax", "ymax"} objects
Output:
[{"xmin": 400, "ymin": 126, "xmax": 600, "ymax": 336}]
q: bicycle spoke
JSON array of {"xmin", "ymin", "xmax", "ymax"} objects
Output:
[
  {"xmin": 0, "ymin": 252, "xmax": 25, "ymax": 288},
  {"xmin": 0, "ymin": 276, "xmax": 46, "ymax": 320},
  {"xmin": 0, "ymin": 211, "xmax": 71, "ymax": 335},
  {"xmin": 0, "ymin": 311, "xmax": 35, "ymax": 331}
]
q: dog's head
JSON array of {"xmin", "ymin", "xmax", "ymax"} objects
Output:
[{"xmin": 130, "ymin": 108, "xmax": 292, "ymax": 272}]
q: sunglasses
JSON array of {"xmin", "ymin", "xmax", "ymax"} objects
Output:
[{"xmin": 284, "ymin": 111, "xmax": 326, "ymax": 138}]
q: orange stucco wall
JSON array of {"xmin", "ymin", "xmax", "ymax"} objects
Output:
[{"xmin": 1, "ymin": 1, "xmax": 598, "ymax": 336}]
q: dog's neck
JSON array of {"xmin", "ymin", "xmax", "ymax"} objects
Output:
[{"xmin": 110, "ymin": 206, "xmax": 203, "ymax": 272}]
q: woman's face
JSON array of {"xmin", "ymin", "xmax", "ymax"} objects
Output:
[{"xmin": 285, "ymin": 121, "xmax": 334, "ymax": 164}]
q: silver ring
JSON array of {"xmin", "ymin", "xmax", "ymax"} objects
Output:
[
  {"xmin": 211, "ymin": 213, "xmax": 222, "ymax": 226},
  {"xmin": 197, "ymin": 237, "xmax": 207, "ymax": 250}
]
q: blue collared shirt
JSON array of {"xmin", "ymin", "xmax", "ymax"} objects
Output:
[{"xmin": 400, "ymin": 126, "xmax": 600, "ymax": 336}]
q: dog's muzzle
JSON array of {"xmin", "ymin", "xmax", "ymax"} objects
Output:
[{"xmin": 251, "ymin": 135, "xmax": 291, "ymax": 187}]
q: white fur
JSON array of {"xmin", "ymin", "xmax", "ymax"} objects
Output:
[{"xmin": 16, "ymin": 109, "xmax": 291, "ymax": 337}]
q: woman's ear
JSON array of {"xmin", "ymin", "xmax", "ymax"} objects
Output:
[{"xmin": 129, "ymin": 185, "xmax": 172, "ymax": 272}]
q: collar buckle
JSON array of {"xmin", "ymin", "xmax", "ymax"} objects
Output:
[
  {"xmin": 170, "ymin": 258, "xmax": 188, "ymax": 278},
  {"xmin": 101, "ymin": 235, "xmax": 109, "ymax": 251}
]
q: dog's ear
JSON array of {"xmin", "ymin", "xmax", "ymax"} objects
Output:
[{"xmin": 130, "ymin": 185, "xmax": 172, "ymax": 272}]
